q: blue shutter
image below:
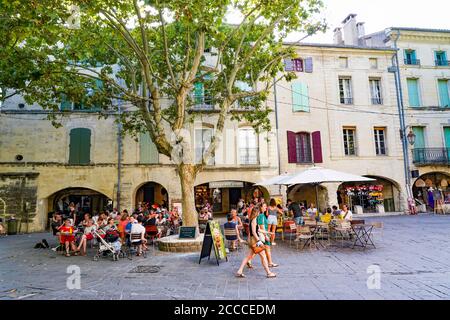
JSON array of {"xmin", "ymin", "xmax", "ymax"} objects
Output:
[
  {"xmin": 194, "ymin": 82, "xmax": 204, "ymax": 105},
  {"xmin": 60, "ymin": 94, "xmax": 72, "ymax": 111},
  {"xmin": 284, "ymin": 59, "xmax": 294, "ymax": 71},
  {"xmin": 292, "ymin": 82, "xmax": 309, "ymax": 112},
  {"xmin": 438, "ymin": 80, "xmax": 450, "ymax": 107},
  {"xmin": 412, "ymin": 127, "xmax": 425, "ymax": 148},
  {"xmin": 304, "ymin": 57, "xmax": 313, "ymax": 73},
  {"xmin": 407, "ymin": 79, "xmax": 420, "ymax": 107}
]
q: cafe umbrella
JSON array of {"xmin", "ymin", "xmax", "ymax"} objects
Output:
[{"xmin": 255, "ymin": 167, "xmax": 376, "ymax": 211}]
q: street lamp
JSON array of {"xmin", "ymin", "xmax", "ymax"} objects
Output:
[{"xmin": 407, "ymin": 129, "xmax": 416, "ymax": 146}]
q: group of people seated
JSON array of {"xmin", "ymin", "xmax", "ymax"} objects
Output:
[
  {"xmin": 50, "ymin": 203, "xmax": 182, "ymax": 257},
  {"xmin": 286, "ymin": 200, "xmax": 353, "ymax": 226}
]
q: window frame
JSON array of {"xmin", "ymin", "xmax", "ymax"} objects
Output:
[
  {"xmin": 238, "ymin": 128, "xmax": 259, "ymax": 165},
  {"xmin": 343, "ymin": 127, "xmax": 357, "ymax": 156},
  {"xmin": 374, "ymin": 127, "xmax": 387, "ymax": 156},
  {"xmin": 339, "ymin": 77, "xmax": 353, "ymax": 105}
]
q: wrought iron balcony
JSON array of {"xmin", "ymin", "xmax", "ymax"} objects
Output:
[
  {"xmin": 412, "ymin": 148, "xmax": 450, "ymax": 165},
  {"xmin": 371, "ymin": 98, "xmax": 383, "ymax": 105},
  {"xmin": 239, "ymin": 148, "xmax": 259, "ymax": 165},
  {"xmin": 404, "ymin": 59, "xmax": 421, "ymax": 66},
  {"xmin": 435, "ymin": 60, "xmax": 450, "ymax": 66},
  {"xmin": 191, "ymin": 95, "xmax": 215, "ymax": 111},
  {"xmin": 340, "ymin": 97, "xmax": 353, "ymax": 105}
]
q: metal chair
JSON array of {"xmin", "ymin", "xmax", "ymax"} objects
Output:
[
  {"xmin": 128, "ymin": 233, "xmax": 147, "ymax": 259},
  {"xmin": 275, "ymin": 215, "xmax": 284, "ymax": 241},
  {"xmin": 370, "ymin": 221, "xmax": 384, "ymax": 242},
  {"xmin": 333, "ymin": 221, "xmax": 352, "ymax": 248},
  {"xmin": 295, "ymin": 226, "xmax": 315, "ymax": 250}
]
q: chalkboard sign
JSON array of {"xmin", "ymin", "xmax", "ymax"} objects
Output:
[
  {"xmin": 179, "ymin": 226, "xmax": 197, "ymax": 239},
  {"xmin": 199, "ymin": 221, "xmax": 227, "ymax": 266}
]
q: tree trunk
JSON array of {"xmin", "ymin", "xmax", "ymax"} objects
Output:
[{"xmin": 178, "ymin": 163, "xmax": 198, "ymax": 228}]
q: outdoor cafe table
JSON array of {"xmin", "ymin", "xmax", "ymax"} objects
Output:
[{"xmin": 351, "ymin": 224, "xmax": 376, "ymax": 249}]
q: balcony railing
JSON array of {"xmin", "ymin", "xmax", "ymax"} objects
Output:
[
  {"xmin": 239, "ymin": 148, "xmax": 259, "ymax": 165},
  {"xmin": 340, "ymin": 97, "xmax": 353, "ymax": 105},
  {"xmin": 371, "ymin": 98, "xmax": 383, "ymax": 105},
  {"xmin": 412, "ymin": 148, "xmax": 450, "ymax": 165},
  {"xmin": 435, "ymin": 60, "xmax": 450, "ymax": 66},
  {"xmin": 191, "ymin": 95, "xmax": 214, "ymax": 111},
  {"xmin": 404, "ymin": 59, "xmax": 421, "ymax": 66}
]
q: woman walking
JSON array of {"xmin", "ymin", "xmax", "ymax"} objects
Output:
[
  {"xmin": 236, "ymin": 207, "xmax": 276, "ymax": 278},
  {"xmin": 267, "ymin": 199, "xmax": 282, "ymax": 245}
]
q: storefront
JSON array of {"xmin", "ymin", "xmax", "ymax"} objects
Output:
[
  {"xmin": 50, "ymin": 187, "xmax": 112, "ymax": 216},
  {"xmin": 413, "ymin": 172, "xmax": 450, "ymax": 210},
  {"xmin": 195, "ymin": 181, "xmax": 268, "ymax": 214},
  {"xmin": 338, "ymin": 176, "xmax": 399, "ymax": 213},
  {"xmin": 135, "ymin": 182, "xmax": 169, "ymax": 208}
]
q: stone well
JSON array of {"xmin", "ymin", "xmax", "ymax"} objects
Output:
[{"xmin": 157, "ymin": 233, "xmax": 204, "ymax": 253}]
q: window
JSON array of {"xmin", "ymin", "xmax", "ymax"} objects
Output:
[
  {"xmin": 369, "ymin": 58, "xmax": 378, "ymax": 69},
  {"xmin": 370, "ymin": 79, "xmax": 383, "ymax": 105},
  {"xmin": 435, "ymin": 51, "xmax": 448, "ymax": 66},
  {"xmin": 284, "ymin": 57, "xmax": 313, "ymax": 73},
  {"xmin": 412, "ymin": 127, "xmax": 425, "ymax": 148},
  {"xmin": 339, "ymin": 57, "xmax": 348, "ymax": 68},
  {"xmin": 339, "ymin": 77, "xmax": 353, "ymax": 104},
  {"xmin": 374, "ymin": 128, "xmax": 387, "ymax": 156},
  {"xmin": 287, "ymin": 131, "xmax": 322, "ymax": 164},
  {"xmin": 295, "ymin": 132, "xmax": 312, "ymax": 163},
  {"xmin": 404, "ymin": 49, "xmax": 420, "ymax": 65},
  {"xmin": 69, "ymin": 128, "xmax": 91, "ymax": 164},
  {"xmin": 343, "ymin": 127, "xmax": 357, "ymax": 156},
  {"xmin": 195, "ymin": 128, "xmax": 214, "ymax": 165},
  {"xmin": 139, "ymin": 132, "xmax": 159, "ymax": 164},
  {"xmin": 292, "ymin": 82, "xmax": 309, "ymax": 112},
  {"xmin": 61, "ymin": 80, "xmax": 103, "ymax": 111},
  {"xmin": 284, "ymin": 58, "xmax": 303, "ymax": 72},
  {"xmin": 239, "ymin": 128, "xmax": 259, "ymax": 165},
  {"xmin": 407, "ymin": 78, "xmax": 421, "ymax": 107},
  {"xmin": 438, "ymin": 79, "xmax": 450, "ymax": 107},
  {"xmin": 193, "ymin": 81, "xmax": 213, "ymax": 110}
]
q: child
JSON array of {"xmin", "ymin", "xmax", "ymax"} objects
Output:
[{"xmin": 59, "ymin": 218, "xmax": 78, "ymax": 257}]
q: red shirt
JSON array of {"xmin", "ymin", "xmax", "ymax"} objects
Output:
[{"xmin": 60, "ymin": 226, "xmax": 74, "ymax": 234}]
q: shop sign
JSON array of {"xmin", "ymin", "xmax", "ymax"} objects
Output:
[{"xmin": 209, "ymin": 181, "xmax": 244, "ymax": 189}]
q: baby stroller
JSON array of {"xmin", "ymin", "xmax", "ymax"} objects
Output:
[{"xmin": 93, "ymin": 229, "xmax": 126, "ymax": 261}]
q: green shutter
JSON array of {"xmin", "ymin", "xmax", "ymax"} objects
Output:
[
  {"xmin": 292, "ymin": 82, "xmax": 309, "ymax": 112},
  {"xmin": 194, "ymin": 82, "xmax": 204, "ymax": 104},
  {"xmin": 407, "ymin": 79, "xmax": 420, "ymax": 107},
  {"xmin": 412, "ymin": 127, "xmax": 425, "ymax": 148},
  {"xmin": 69, "ymin": 128, "xmax": 91, "ymax": 164},
  {"xmin": 140, "ymin": 132, "xmax": 158, "ymax": 164},
  {"xmin": 438, "ymin": 80, "xmax": 450, "ymax": 107},
  {"xmin": 60, "ymin": 94, "xmax": 72, "ymax": 111}
]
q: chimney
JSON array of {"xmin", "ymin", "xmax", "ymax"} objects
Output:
[
  {"xmin": 342, "ymin": 13, "xmax": 358, "ymax": 46},
  {"xmin": 357, "ymin": 22, "xmax": 365, "ymax": 38},
  {"xmin": 333, "ymin": 27, "xmax": 343, "ymax": 45}
]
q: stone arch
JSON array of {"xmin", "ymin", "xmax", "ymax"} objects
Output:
[
  {"xmin": 338, "ymin": 175, "xmax": 403, "ymax": 213},
  {"xmin": 413, "ymin": 171, "xmax": 450, "ymax": 212},
  {"xmin": 132, "ymin": 181, "xmax": 170, "ymax": 210}
]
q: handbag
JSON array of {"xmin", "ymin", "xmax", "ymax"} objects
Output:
[{"xmin": 251, "ymin": 242, "xmax": 265, "ymax": 254}]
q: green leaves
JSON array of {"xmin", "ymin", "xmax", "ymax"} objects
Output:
[{"xmin": 1, "ymin": 0, "xmax": 325, "ymax": 156}]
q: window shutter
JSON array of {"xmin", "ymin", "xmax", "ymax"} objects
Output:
[
  {"xmin": 304, "ymin": 57, "xmax": 313, "ymax": 73},
  {"xmin": 69, "ymin": 128, "xmax": 91, "ymax": 164},
  {"xmin": 78, "ymin": 128, "xmax": 91, "ymax": 164},
  {"xmin": 284, "ymin": 59, "xmax": 294, "ymax": 71},
  {"xmin": 407, "ymin": 79, "xmax": 420, "ymax": 107},
  {"xmin": 292, "ymin": 82, "xmax": 309, "ymax": 112},
  {"xmin": 438, "ymin": 80, "xmax": 450, "ymax": 107},
  {"xmin": 287, "ymin": 131, "xmax": 298, "ymax": 163},
  {"xmin": 312, "ymin": 131, "xmax": 323, "ymax": 163},
  {"xmin": 140, "ymin": 132, "xmax": 159, "ymax": 164},
  {"xmin": 60, "ymin": 94, "xmax": 72, "ymax": 111},
  {"xmin": 194, "ymin": 82, "xmax": 204, "ymax": 104}
]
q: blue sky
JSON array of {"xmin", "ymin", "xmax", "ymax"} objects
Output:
[{"xmin": 298, "ymin": 0, "xmax": 450, "ymax": 43}]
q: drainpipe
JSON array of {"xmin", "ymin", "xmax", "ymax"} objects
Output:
[
  {"xmin": 273, "ymin": 78, "xmax": 282, "ymax": 182},
  {"xmin": 391, "ymin": 29, "xmax": 413, "ymax": 211},
  {"xmin": 116, "ymin": 97, "xmax": 122, "ymax": 211}
]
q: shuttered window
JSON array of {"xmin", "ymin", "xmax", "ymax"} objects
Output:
[
  {"xmin": 292, "ymin": 82, "xmax": 310, "ymax": 112},
  {"xmin": 69, "ymin": 128, "xmax": 91, "ymax": 164},
  {"xmin": 287, "ymin": 131, "xmax": 322, "ymax": 164},
  {"xmin": 139, "ymin": 132, "xmax": 159, "ymax": 164},
  {"xmin": 407, "ymin": 79, "xmax": 421, "ymax": 107},
  {"xmin": 438, "ymin": 79, "xmax": 450, "ymax": 107},
  {"xmin": 343, "ymin": 127, "xmax": 357, "ymax": 156},
  {"xmin": 285, "ymin": 57, "xmax": 313, "ymax": 73}
]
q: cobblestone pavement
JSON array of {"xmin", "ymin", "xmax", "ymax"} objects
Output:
[{"xmin": 1, "ymin": 214, "xmax": 450, "ymax": 300}]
